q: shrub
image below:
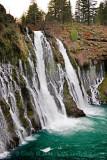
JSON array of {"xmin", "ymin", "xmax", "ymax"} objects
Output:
[{"xmin": 70, "ymin": 29, "xmax": 79, "ymax": 42}]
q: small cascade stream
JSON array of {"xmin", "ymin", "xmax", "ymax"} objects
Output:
[{"xmin": 80, "ymin": 64, "xmax": 104, "ymax": 105}]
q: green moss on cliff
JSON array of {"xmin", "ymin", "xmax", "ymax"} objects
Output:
[
  {"xmin": 62, "ymin": 42, "xmax": 78, "ymax": 71},
  {"xmin": 98, "ymin": 73, "xmax": 107, "ymax": 103},
  {"xmin": 87, "ymin": 90, "xmax": 92, "ymax": 97},
  {"xmin": 0, "ymin": 6, "xmax": 28, "ymax": 65},
  {"xmin": 63, "ymin": 81, "xmax": 72, "ymax": 116},
  {"xmin": 47, "ymin": 36, "xmax": 65, "ymax": 69},
  {"xmin": 0, "ymin": 24, "xmax": 28, "ymax": 64},
  {"xmin": 63, "ymin": 80, "xmax": 85, "ymax": 117},
  {"xmin": 0, "ymin": 98, "xmax": 11, "ymax": 121},
  {"xmin": 0, "ymin": 98, "xmax": 16, "ymax": 134},
  {"xmin": 70, "ymin": 29, "xmax": 79, "ymax": 42},
  {"xmin": 15, "ymin": 91, "xmax": 29, "ymax": 130}
]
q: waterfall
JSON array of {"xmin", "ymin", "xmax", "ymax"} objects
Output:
[
  {"xmin": 31, "ymin": 31, "xmax": 88, "ymax": 131},
  {"xmin": 33, "ymin": 31, "xmax": 66, "ymax": 128},
  {"xmin": 56, "ymin": 39, "xmax": 85, "ymax": 110},
  {"xmin": 0, "ymin": 29, "xmax": 105, "ymax": 156},
  {"xmin": 0, "ymin": 64, "xmax": 27, "ymax": 155},
  {"xmin": 80, "ymin": 64, "xmax": 104, "ymax": 105}
]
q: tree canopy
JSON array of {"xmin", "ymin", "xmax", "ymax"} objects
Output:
[
  {"xmin": 21, "ymin": 1, "xmax": 43, "ymax": 25},
  {"xmin": 46, "ymin": 0, "xmax": 72, "ymax": 24},
  {"xmin": 98, "ymin": 0, "xmax": 107, "ymax": 25},
  {"xmin": 75, "ymin": 0, "xmax": 97, "ymax": 25}
]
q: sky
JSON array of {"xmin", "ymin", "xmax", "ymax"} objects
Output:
[{"xmin": 0, "ymin": 0, "xmax": 104, "ymax": 19}]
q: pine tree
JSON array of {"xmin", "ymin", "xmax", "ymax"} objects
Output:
[
  {"xmin": 46, "ymin": 0, "xmax": 72, "ymax": 24},
  {"xmin": 21, "ymin": 13, "xmax": 26, "ymax": 25},
  {"xmin": 26, "ymin": 2, "xmax": 42, "ymax": 24},
  {"xmin": 21, "ymin": 1, "xmax": 42, "ymax": 25},
  {"xmin": 75, "ymin": 0, "xmax": 82, "ymax": 23},
  {"xmin": 75, "ymin": 0, "xmax": 97, "ymax": 25},
  {"xmin": 98, "ymin": 0, "xmax": 107, "ymax": 25},
  {"xmin": 103, "ymin": 0, "xmax": 107, "ymax": 25}
]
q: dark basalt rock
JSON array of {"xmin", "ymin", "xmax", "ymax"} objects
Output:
[
  {"xmin": 63, "ymin": 80, "xmax": 86, "ymax": 118},
  {"xmin": 71, "ymin": 108, "xmax": 86, "ymax": 118}
]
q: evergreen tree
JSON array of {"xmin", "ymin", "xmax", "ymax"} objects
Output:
[
  {"xmin": 98, "ymin": 2, "xmax": 104, "ymax": 25},
  {"xmin": 21, "ymin": 1, "xmax": 42, "ymax": 25},
  {"xmin": 21, "ymin": 13, "xmax": 26, "ymax": 25},
  {"xmin": 75, "ymin": 0, "xmax": 82, "ymax": 23},
  {"xmin": 46, "ymin": 0, "xmax": 72, "ymax": 23},
  {"xmin": 26, "ymin": 2, "xmax": 42, "ymax": 24},
  {"xmin": 98, "ymin": 0, "xmax": 107, "ymax": 25},
  {"xmin": 103, "ymin": 0, "xmax": 107, "ymax": 25},
  {"xmin": 75, "ymin": 0, "xmax": 97, "ymax": 25}
]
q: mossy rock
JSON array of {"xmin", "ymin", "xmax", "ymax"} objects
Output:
[
  {"xmin": 21, "ymin": 86, "xmax": 30, "ymax": 100},
  {"xmin": 98, "ymin": 73, "xmax": 107, "ymax": 103},
  {"xmin": 15, "ymin": 91, "xmax": 24, "ymax": 112},
  {"xmin": 12, "ymin": 68, "xmax": 18, "ymax": 84},
  {"xmin": 46, "ymin": 35, "xmax": 65, "ymax": 69},
  {"xmin": 0, "ymin": 20, "xmax": 28, "ymax": 65},
  {"xmin": 27, "ymin": 101, "xmax": 33, "ymax": 111},
  {"xmin": 87, "ymin": 90, "xmax": 92, "ymax": 97},
  {"xmin": 0, "ymin": 98, "xmax": 15, "ymax": 134},
  {"xmin": 8, "ymin": 126, "xmax": 14, "ymax": 132},
  {"xmin": 63, "ymin": 80, "xmax": 85, "ymax": 117},
  {"xmin": 20, "ymin": 117, "xmax": 29, "ymax": 129},
  {"xmin": 62, "ymin": 42, "xmax": 78, "ymax": 71},
  {"xmin": 7, "ymin": 136, "xmax": 19, "ymax": 151},
  {"xmin": 31, "ymin": 117, "xmax": 36, "ymax": 128},
  {"xmin": 15, "ymin": 90, "xmax": 30, "ymax": 131}
]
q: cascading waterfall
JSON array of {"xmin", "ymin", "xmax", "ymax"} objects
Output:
[
  {"xmin": 0, "ymin": 64, "xmax": 27, "ymax": 154},
  {"xmin": 33, "ymin": 31, "xmax": 66, "ymax": 128},
  {"xmin": 23, "ymin": 31, "xmax": 88, "ymax": 131},
  {"xmin": 80, "ymin": 64, "xmax": 104, "ymax": 105},
  {"xmin": 78, "ymin": 67, "xmax": 89, "ymax": 104},
  {"xmin": 56, "ymin": 39, "xmax": 85, "ymax": 110},
  {"xmin": 0, "ymin": 30, "xmax": 105, "ymax": 157}
]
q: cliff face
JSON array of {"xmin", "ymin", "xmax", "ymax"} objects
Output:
[
  {"xmin": 0, "ymin": 4, "xmax": 28, "ymax": 65},
  {"xmin": 44, "ymin": 22, "xmax": 107, "ymax": 104},
  {"xmin": 0, "ymin": 5, "xmax": 86, "ymax": 153},
  {"xmin": 44, "ymin": 22, "xmax": 107, "ymax": 66}
]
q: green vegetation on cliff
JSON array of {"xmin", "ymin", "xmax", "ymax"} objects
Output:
[
  {"xmin": 98, "ymin": 73, "xmax": 107, "ymax": 103},
  {"xmin": 0, "ymin": 4, "xmax": 28, "ymax": 65},
  {"xmin": 63, "ymin": 80, "xmax": 86, "ymax": 117}
]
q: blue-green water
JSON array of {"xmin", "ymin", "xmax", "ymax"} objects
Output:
[{"xmin": 4, "ymin": 105, "xmax": 107, "ymax": 160}]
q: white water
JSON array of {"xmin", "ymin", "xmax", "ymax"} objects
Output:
[
  {"xmin": 90, "ymin": 65, "xmax": 104, "ymax": 104},
  {"xmin": 57, "ymin": 39, "xmax": 85, "ymax": 110},
  {"xmin": 32, "ymin": 31, "xmax": 95, "ymax": 131},
  {"xmin": 80, "ymin": 64, "xmax": 104, "ymax": 105},
  {"xmin": 34, "ymin": 31, "xmax": 65, "ymax": 128},
  {"xmin": 0, "ymin": 64, "xmax": 28, "ymax": 154}
]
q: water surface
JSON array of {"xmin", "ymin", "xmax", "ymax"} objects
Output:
[{"xmin": 4, "ymin": 105, "xmax": 107, "ymax": 160}]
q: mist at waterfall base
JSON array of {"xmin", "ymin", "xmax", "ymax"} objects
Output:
[{"xmin": 0, "ymin": 31, "xmax": 107, "ymax": 159}]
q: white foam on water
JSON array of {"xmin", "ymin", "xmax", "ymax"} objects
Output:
[
  {"xmin": 0, "ymin": 152, "xmax": 9, "ymax": 159},
  {"xmin": 41, "ymin": 147, "xmax": 53, "ymax": 153}
]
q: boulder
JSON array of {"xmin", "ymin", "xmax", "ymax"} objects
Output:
[{"xmin": 63, "ymin": 81, "xmax": 86, "ymax": 118}]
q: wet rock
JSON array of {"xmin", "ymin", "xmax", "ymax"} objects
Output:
[{"xmin": 63, "ymin": 81, "xmax": 86, "ymax": 118}]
